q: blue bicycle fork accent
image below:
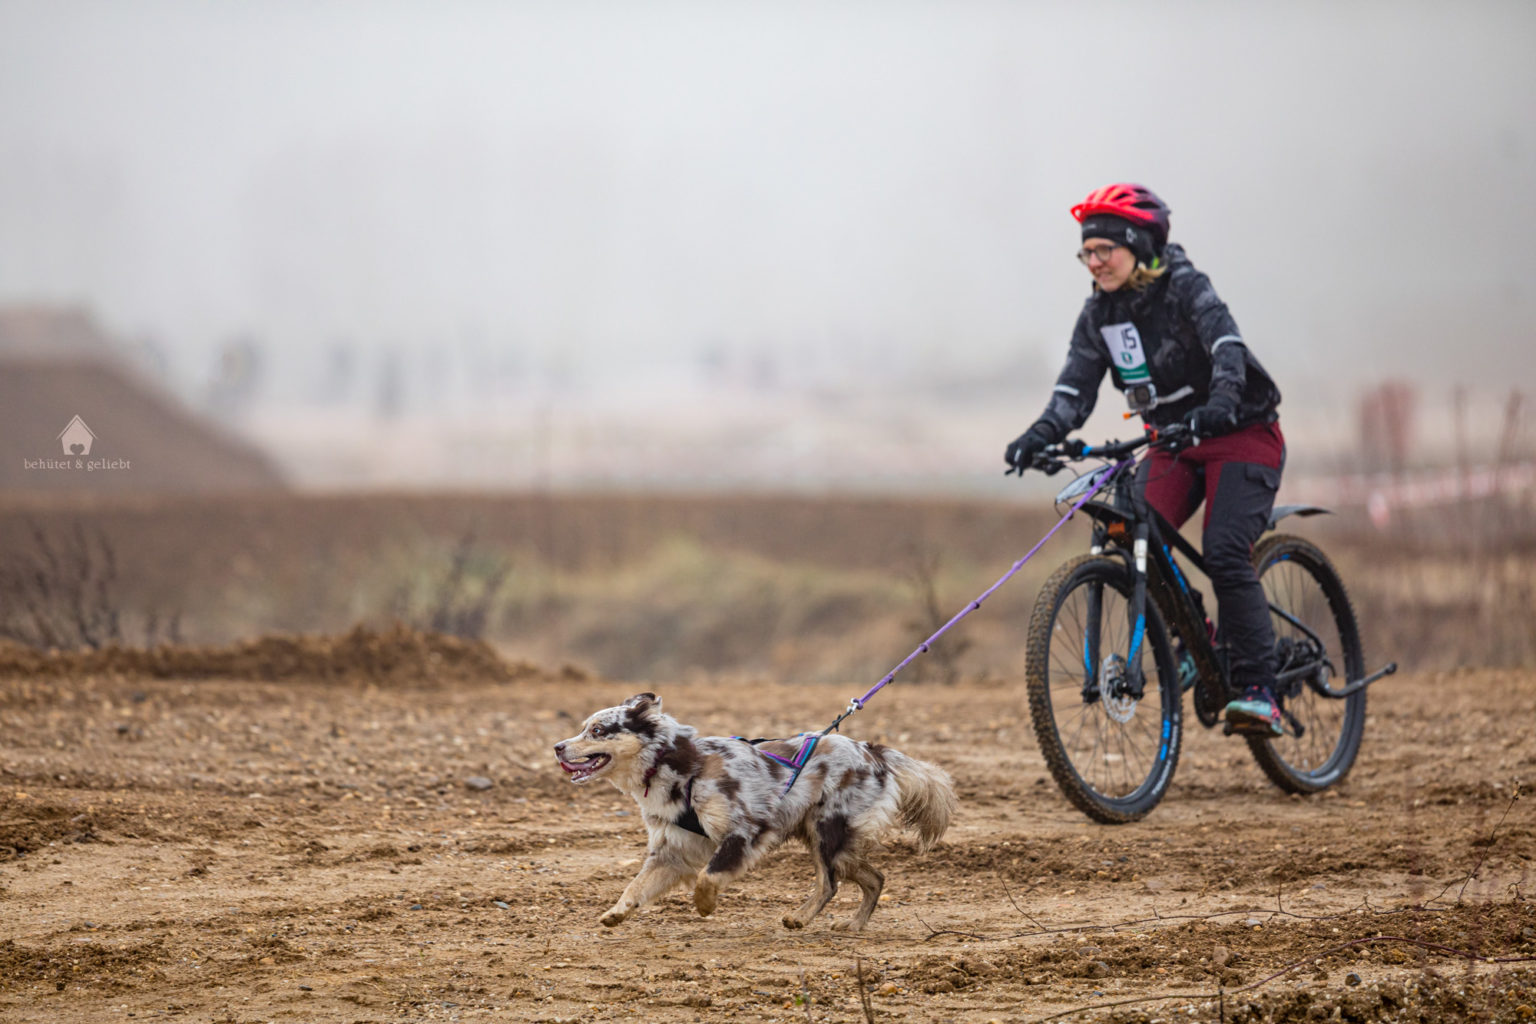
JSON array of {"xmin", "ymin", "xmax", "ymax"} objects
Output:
[{"xmin": 1163, "ymin": 545, "xmax": 1190, "ymax": 593}]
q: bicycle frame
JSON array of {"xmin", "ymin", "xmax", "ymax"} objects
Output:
[
  {"xmin": 1027, "ymin": 427, "xmax": 1399, "ymax": 817},
  {"xmin": 1057, "ymin": 442, "xmax": 1397, "ymax": 730},
  {"xmin": 1068, "ymin": 457, "xmax": 1234, "ymax": 725}
]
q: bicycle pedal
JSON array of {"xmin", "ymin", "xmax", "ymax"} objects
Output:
[{"xmin": 1226, "ymin": 718, "xmax": 1284, "ymax": 738}]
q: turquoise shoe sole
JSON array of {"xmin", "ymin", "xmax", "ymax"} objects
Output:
[{"xmin": 1224, "ymin": 699, "xmax": 1283, "ymax": 737}]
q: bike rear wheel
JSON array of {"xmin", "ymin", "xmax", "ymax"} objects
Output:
[
  {"xmin": 1025, "ymin": 554, "xmax": 1182, "ymax": 823},
  {"xmin": 1247, "ymin": 534, "xmax": 1366, "ymax": 793}
]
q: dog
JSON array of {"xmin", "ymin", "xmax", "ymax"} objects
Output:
[{"xmin": 554, "ymin": 692, "xmax": 956, "ymax": 931}]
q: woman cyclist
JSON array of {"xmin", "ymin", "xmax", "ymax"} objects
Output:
[{"xmin": 1005, "ymin": 183, "xmax": 1286, "ymax": 736}]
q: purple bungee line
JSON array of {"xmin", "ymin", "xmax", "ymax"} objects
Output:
[{"xmin": 835, "ymin": 459, "xmax": 1130, "ymax": 724}]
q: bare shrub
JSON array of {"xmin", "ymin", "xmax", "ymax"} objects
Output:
[
  {"xmin": 0, "ymin": 520, "xmax": 123, "ymax": 650},
  {"xmin": 0, "ymin": 519, "xmax": 188, "ymax": 652},
  {"xmin": 387, "ymin": 530, "xmax": 512, "ymax": 640},
  {"xmin": 901, "ymin": 543, "xmax": 972, "ymax": 685}
]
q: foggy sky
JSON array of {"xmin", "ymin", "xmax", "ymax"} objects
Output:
[{"xmin": 2, "ymin": 0, "xmax": 1533, "ymax": 408}]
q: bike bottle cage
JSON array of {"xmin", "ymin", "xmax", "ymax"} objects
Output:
[{"xmin": 1125, "ymin": 382, "xmax": 1194, "ymax": 414}]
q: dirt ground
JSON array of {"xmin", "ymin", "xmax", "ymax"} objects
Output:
[{"xmin": 2, "ymin": 663, "xmax": 1533, "ymax": 1023}]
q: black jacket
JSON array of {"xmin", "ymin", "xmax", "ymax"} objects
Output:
[{"xmin": 1031, "ymin": 244, "xmax": 1280, "ymax": 441}]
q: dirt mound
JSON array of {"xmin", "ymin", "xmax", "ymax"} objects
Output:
[
  {"xmin": 0, "ymin": 803, "xmax": 121, "ymax": 859},
  {"xmin": 1098, "ymin": 968, "xmax": 1536, "ymax": 1023},
  {"xmin": 0, "ymin": 623, "xmax": 587, "ymax": 686},
  {"xmin": 915, "ymin": 902, "xmax": 1536, "ymax": 989},
  {"xmin": 0, "ymin": 937, "xmax": 170, "ymax": 994}
]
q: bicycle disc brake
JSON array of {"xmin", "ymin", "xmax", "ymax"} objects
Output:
[{"xmin": 1101, "ymin": 653, "xmax": 1139, "ymax": 724}]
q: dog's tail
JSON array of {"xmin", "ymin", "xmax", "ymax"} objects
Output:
[{"xmin": 887, "ymin": 750, "xmax": 956, "ymax": 852}]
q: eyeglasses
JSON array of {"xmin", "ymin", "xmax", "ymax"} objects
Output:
[{"xmin": 1076, "ymin": 243, "xmax": 1122, "ymax": 265}]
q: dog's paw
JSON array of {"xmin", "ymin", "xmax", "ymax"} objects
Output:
[
  {"xmin": 599, "ymin": 906, "xmax": 630, "ymax": 927},
  {"xmin": 781, "ymin": 915, "xmax": 805, "ymax": 930},
  {"xmin": 693, "ymin": 879, "xmax": 718, "ymax": 917}
]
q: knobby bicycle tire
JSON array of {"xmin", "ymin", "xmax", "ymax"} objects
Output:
[
  {"xmin": 1247, "ymin": 534, "xmax": 1367, "ymax": 793},
  {"xmin": 1025, "ymin": 554, "xmax": 1182, "ymax": 823}
]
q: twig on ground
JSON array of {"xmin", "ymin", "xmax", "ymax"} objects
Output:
[
  {"xmin": 997, "ymin": 871, "xmax": 1048, "ymax": 932},
  {"xmin": 916, "ymin": 912, "xmax": 987, "ymax": 941},
  {"xmin": 1449, "ymin": 782, "xmax": 1522, "ymax": 905},
  {"xmin": 853, "ymin": 957, "xmax": 876, "ymax": 1024}
]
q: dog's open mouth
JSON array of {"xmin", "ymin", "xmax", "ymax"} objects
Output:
[{"xmin": 559, "ymin": 753, "xmax": 611, "ymax": 782}]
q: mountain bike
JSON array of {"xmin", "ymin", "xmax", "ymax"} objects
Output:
[{"xmin": 1020, "ymin": 424, "xmax": 1397, "ymax": 823}]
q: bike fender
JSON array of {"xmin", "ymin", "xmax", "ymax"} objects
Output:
[{"xmin": 1266, "ymin": 504, "xmax": 1332, "ymax": 532}]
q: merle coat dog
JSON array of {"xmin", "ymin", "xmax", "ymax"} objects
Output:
[{"xmin": 554, "ymin": 693, "xmax": 955, "ymax": 931}]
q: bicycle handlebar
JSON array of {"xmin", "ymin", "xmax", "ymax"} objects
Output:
[{"xmin": 1010, "ymin": 422, "xmax": 1197, "ymax": 477}]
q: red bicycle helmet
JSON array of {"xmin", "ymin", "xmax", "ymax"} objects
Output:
[{"xmin": 1070, "ymin": 183, "xmax": 1171, "ymax": 247}]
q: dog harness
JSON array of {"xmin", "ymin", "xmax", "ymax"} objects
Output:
[
  {"xmin": 736, "ymin": 733, "xmax": 821, "ymax": 794},
  {"xmin": 638, "ymin": 733, "xmax": 825, "ymax": 838},
  {"xmin": 673, "ymin": 778, "xmax": 707, "ymax": 837},
  {"xmin": 640, "ymin": 761, "xmax": 709, "ymax": 837}
]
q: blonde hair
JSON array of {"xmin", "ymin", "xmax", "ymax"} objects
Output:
[{"xmin": 1126, "ymin": 258, "xmax": 1167, "ymax": 291}]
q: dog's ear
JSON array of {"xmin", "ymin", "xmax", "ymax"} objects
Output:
[{"xmin": 623, "ymin": 692, "xmax": 661, "ymax": 716}]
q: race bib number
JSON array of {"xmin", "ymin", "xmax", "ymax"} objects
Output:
[{"xmin": 1100, "ymin": 322, "xmax": 1150, "ymax": 383}]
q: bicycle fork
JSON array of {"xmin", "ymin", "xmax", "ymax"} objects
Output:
[
  {"xmin": 1125, "ymin": 521, "xmax": 1151, "ymax": 697},
  {"xmin": 1080, "ymin": 521, "xmax": 1154, "ymax": 705},
  {"xmin": 1081, "ymin": 580, "xmax": 1104, "ymax": 703},
  {"xmin": 1077, "ymin": 526, "xmax": 1150, "ymax": 706}
]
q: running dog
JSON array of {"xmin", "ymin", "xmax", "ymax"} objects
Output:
[{"xmin": 554, "ymin": 692, "xmax": 955, "ymax": 931}]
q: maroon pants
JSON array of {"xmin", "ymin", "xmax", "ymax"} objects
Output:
[{"xmin": 1137, "ymin": 421, "xmax": 1285, "ymax": 691}]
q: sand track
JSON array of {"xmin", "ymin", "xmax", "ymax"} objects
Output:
[{"xmin": 1, "ymin": 668, "xmax": 1532, "ymax": 1022}]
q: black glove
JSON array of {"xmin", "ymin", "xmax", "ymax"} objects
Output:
[
  {"xmin": 1005, "ymin": 424, "xmax": 1054, "ymax": 474},
  {"xmin": 1184, "ymin": 394, "xmax": 1238, "ymax": 438}
]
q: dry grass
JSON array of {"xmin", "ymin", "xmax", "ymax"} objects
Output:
[{"xmin": 0, "ymin": 490, "xmax": 1531, "ymax": 679}]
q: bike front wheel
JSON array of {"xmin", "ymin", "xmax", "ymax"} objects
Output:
[
  {"xmin": 1247, "ymin": 534, "xmax": 1367, "ymax": 793},
  {"xmin": 1025, "ymin": 554, "xmax": 1182, "ymax": 824}
]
